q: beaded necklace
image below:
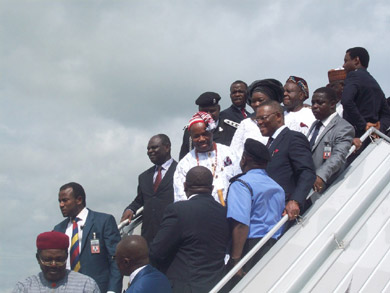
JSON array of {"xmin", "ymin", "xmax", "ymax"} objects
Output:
[{"xmin": 195, "ymin": 142, "xmax": 218, "ymax": 178}]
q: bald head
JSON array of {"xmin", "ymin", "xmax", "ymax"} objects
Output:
[
  {"xmin": 115, "ymin": 235, "xmax": 149, "ymax": 276},
  {"xmin": 184, "ymin": 166, "xmax": 213, "ymax": 197}
]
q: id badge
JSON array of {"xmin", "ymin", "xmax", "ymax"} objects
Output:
[
  {"xmin": 91, "ymin": 232, "xmax": 100, "ymax": 254},
  {"xmin": 323, "ymin": 145, "xmax": 332, "ymax": 159}
]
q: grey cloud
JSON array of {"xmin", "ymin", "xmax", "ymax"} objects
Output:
[{"xmin": 1, "ymin": 0, "xmax": 390, "ymax": 290}]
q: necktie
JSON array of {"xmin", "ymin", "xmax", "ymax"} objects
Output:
[
  {"xmin": 266, "ymin": 137, "xmax": 274, "ymax": 148},
  {"xmin": 241, "ymin": 108, "xmax": 247, "ymax": 118},
  {"xmin": 309, "ymin": 121, "xmax": 323, "ymax": 149},
  {"xmin": 70, "ymin": 218, "xmax": 81, "ymax": 272},
  {"xmin": 153, "ymin": 166, "xmax": 162, "ymax": 192}
]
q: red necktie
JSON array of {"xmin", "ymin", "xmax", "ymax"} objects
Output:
[
  {"xmin": 241, "ymin": 108, "xmax": 247, "ymax": 118},
  {"xmin": 153, "ymin": 166, "xmax": 162, "ymax": 192}
]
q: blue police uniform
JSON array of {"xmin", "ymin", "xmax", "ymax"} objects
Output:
[{"xmin": 227, "ymin": 169, "xmax": 285, "ymax": 239}]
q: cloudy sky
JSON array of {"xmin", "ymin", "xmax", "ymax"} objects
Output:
[{"xmin": 1, "ymin": 0, "xmax": 389, "ymax": 290}]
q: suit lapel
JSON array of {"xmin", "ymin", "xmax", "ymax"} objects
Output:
[
  {"xmin": 146, "ymin": 166, "xmax": 155, "ymax": 193},
  {"xmin": 80, "ymin": 209, "xmax": 94, "ymax": 253},
  {"xmin": 307, "ymin": 122, "xmax": 316, "ymax": 139},
  {"xmin": 154, "ymin": 160, "xmax": 177, "ymax": 193},
  {"xmin": 56, "ymin": 219, "xmax": 68, "ymax": 233},
  {"xmin": 312, "ymin": 115, "xmax": 339, "ymax": 151},
  {"xmin": 269, "ymin": 127, "xmax": 288, "ymax": 154}
]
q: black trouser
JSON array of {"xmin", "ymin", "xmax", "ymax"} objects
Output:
[
  {"xmin": 223, "ymin": 237, "xmax": 277, "ymax": 292},
  {"xmin": 242, "ymin": 237, "xmax": 277, "ymax": 272}
]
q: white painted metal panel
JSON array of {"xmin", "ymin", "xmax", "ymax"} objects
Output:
[{"xmin": 232, "ymin": 138, "xmax": 390, "ymax": 293}]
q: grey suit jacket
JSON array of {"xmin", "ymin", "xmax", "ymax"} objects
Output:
[{"xmin": 308, "ymin": 114, "xmax": 354, "ymax": 184}]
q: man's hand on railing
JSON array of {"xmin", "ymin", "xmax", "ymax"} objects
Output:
[
  {"xmin": 120, "ymin": 209, "xmax": 134, "ymax": 225},
  {"xmin": 352, "ymin": 138, "xmax": 362, "ymax": 152},
  {"xmin": 366, "ymin": 121, "xmax": 380, "ymax": 131},
  {"xmin": 283, "ymin": 200, "xmax": 300, "ymax": 221},
  {"xmin": 366, "ymin": 122, "xmax": 380, "ymax": 139}
]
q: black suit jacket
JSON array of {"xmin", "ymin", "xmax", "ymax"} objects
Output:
[
  {"xmin": 266, "ymin": 127, "xmax": 316, "ymax": 208},
  {"xmin": 150, "ymin": 194, "xmax": 230, "ymax": 293},
  {"xmin": 179, "ymin": 115, "xmax": 236, "ymax": 160},
  {"xmin": 220, "ymin": 104, "xmax": 252, "ymax": 124},
  {"xmin": 54, "ymin": 209, "xmax": 122, "ymax": 293},
  {"xmin": 126, "ymin": 160, "xmax": 177, "ymax": 244},
  {"xmin": 341, "ymin": 68, "xmax": 390, "ymax": 137}
]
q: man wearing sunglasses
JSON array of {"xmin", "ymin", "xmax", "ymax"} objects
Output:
[{"xmin": 13, "ymin": 231, "xmax": 100, "ymax": 292}]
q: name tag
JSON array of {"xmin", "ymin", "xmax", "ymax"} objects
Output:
[
  {"xmin": 323, "ymin": 145, "xmax": 332, "ymax": 159},
  {"xmin": 91, "ymin": 232, "xmax": 100, "ymax": 254}
]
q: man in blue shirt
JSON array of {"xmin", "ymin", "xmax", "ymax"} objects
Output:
[{"xmin": 227, "ymin": 138, "xmax": 285, "ymax": 275}]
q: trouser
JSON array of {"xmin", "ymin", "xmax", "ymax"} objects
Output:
[
  {"xmin": 223, "ymin": 237, "xmax": 277, "ymax": 292},
  {"xmin": 242, "ymin": 237, "xmax": 277, "ymax": 272}
]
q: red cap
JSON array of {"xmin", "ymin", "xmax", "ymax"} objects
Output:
[{"xmin": 36, "ymin": 231, "xmax": 69, "ymax": 250}]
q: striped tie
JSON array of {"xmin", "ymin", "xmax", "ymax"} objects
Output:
[{"xmin": 70, "ymin": 218, "xmax": 81, "ymax": 272}]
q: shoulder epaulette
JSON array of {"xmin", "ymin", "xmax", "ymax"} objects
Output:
[
  {"xmin": 227, "ymin": 173, "xmax": 254, "ymax": 198},
  {"xmin": 223, "ymin": 119, "xmax": 240, "ymax": 129},
  {"xmin": 229, "ymin": 173, "xmax": 246, "ymax": 183}
]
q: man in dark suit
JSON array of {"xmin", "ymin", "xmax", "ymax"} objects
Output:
[
  {"xmin": 150, "ymin": 166, "xmax": 230, "ymax": 293},
  {"xmin": 54, "ymin": 182, "xmax": 122, "ymax": 293},
  {"xmin": 342, "ymin": 47, "xmax": 390, "ymax": 138},
  {"xmin": 121, "ymin": 134, "xmax": 177, "ymax": 245},
  {"xmin": 256, "ymin": 100, "xmax": 316, "ymax": 220},
  {"xmin": 179, "ymin": 92, "xmax": 238, "ymax": 160},
  {"xmin": 115, "ymin": 235, "xmax": 171, "ymax": 293},
  {"xmin": 308, "ymin": 87, "xmax": 355, "ymax": 202},
  {"xmin": 220, "ymin": 80, "xmax": 252, "ymax": 124}
]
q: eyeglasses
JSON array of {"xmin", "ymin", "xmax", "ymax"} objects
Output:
[
  {"xmin": 255, "ymin": 112, "xmax": 278, "ymax": 123},
  {"xmin": 39, "ymin": 257, "xmax": 67, "ymax": 267}
]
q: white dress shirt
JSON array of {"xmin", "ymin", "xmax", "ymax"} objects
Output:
[
  {"xmin": 153, "ymin": 158, "xmax": 174, "ymax": 182},
  {"xmin": 129, "ymin": 265, "xmax": 147, "ymax": 285},
  {"xmin": 308, "ymin": 112, "xmax": 338, "ymax": 144},
  {"xmin": 271, "ymin": 125, "xmax": 287, "ymax": 141}
]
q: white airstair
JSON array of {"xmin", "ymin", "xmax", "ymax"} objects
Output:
[{"xmin": 227, "ymin": 129, "xmax": 390, "ymax": 293}]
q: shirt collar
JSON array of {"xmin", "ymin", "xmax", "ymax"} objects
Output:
[
  {"xmin": 233, "ymin": 104, "xmax": 246, "ymax": 111},
  {"xmin": 71, "ymin": 207, "xmax": 88, "ymax": 224},
  {"xmin": 188, "ymin": 193, "xmax": 199, "ymax": 200},
  {"xmin": 39, "ymin": 270, "xmax": 70, "ymax": 287},
  {"xmin": 156, "ymin": 158, "xmax": 173, "ymax": 171},
  {"xmin": 129, "ymin": 265, "xmax": 147, "ymax": 284},
  {"xmin": 272, "ymin": 125, "xmax": 287, "ymax": 139},
  {"xmin": 320, "ymin": 111, "xmax": 337, "ymax": 128}
]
